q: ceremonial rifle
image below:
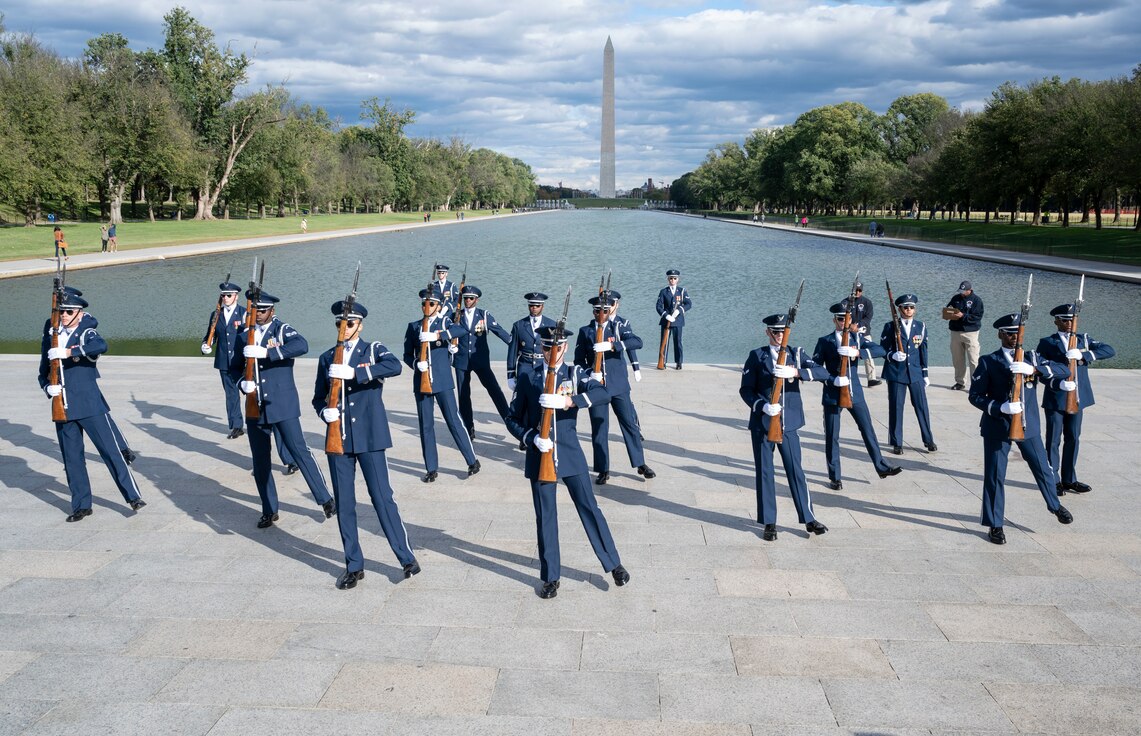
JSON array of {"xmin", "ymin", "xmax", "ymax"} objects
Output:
[
  {"xmin": 450, "ymin": 262, "xmax": 467, "ymax": 349},
  {"xmin": 837, "ymin": 271, "xmax": 860, "ymax": 409},
  {"xmin": 324, "ymin": 262, "xmax": 361, "ymax": 455},
  {"xmin": 885, "ymin": 279, "xmax": 904, "ymax": 355},
  {"xmin": 1008, "ymin": 274, "xmax": 1033, "ymax": 441},
  {"xmin": 48, "ymin": 259, "xmax": 68, "ymax": 422},
  {"xmin": 418, "ymin": 264, "xmax": 437, "ymax": 394},
  {"xmin": 537, "ymin": 287, "xmax": 573, "ymax": 483},
  {"xmin": 592, "ymin": 271, "xmax": 612, "ymax": 382},
  {"xmin": 203, "ymin": 269, "xmax": 232, "ymax": 349},
  {"xmin": 766, "ymin": 279, "xmax": 805, "ymax": 444},
  {"xmin": 1065, "ymin": 275, "xmax": 1085, "ymax": 415},
  {"xmin": 243, "ymin": 259, "xmax": 266, "ymax": 421}
]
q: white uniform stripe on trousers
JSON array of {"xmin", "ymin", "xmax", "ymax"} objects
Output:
[
  {"xmin": 101, "ymin": 413, "xmax": 141, "ymax": 496},
  {"xmin": 382, "ymin": 452, "xmax": 413, "ymax": 554}
]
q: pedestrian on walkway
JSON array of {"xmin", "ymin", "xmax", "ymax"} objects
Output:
[{"xmin": 945, "ymin": 280, "xmax": 984, "ymax": 390}]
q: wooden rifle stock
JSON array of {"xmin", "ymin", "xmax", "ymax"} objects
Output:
[
  {"xmin": 324, "ymin": 320, "xmax": 350, "ymax": 455},
  {"xmin": 885, "ymin": 282, "xmax": 904, "ymax": 355},
  {"xmin": 656, "ymin": 320, "xmax": 669, "ymax": 370},
  {"xmin": 418, "ymin": 305, "xmax": 434, "ymax": 394},
  {"xmin": 48, "ymin": 287, "xmax": 67, "ymax": 422},
  {"xmin": 204, "ymin": 296, "xmax": 224, "ymax": 349},
  {"xmin": 1064, "ymin": 314, "xmax": 1081, "ymax": 415},
  {"xmin": 837, "ymin": 310, "xmax": 854, "ymax": 409},
  {"xmin": 243, "ymin": 294, "xmax": 260, "ymax": 420},
  {"xmin": 1008, "ymin": 323, "xmax": 1027, "ymax": 441},
  {"xmin": 537, "ymin": 345, "xmax": 565, "ymax": 483},
  {"xmin": 766, "ymin": 333, "xmax": 794, "ymax": 444}
]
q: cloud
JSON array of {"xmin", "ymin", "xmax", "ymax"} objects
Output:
[{"xmin": 2, "ymin": 0, "xmax": 1137, "ymax": 191}]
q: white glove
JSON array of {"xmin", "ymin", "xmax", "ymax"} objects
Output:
[
  {"xmin": 772, "ymin": 363, "xmax": 796, "ymax": 379},
  {"xmin": 762, "ymin": 402, "xmax": 782, "ymax": 416},
  {"xmin": 923, "ymin": 377, "xmax": 930, "ymax": 387},
  {"xmin": 200, "ymin": 343, "xmax": 212, "ymax": 355},
  {"xmin": 590, "ymin": 372, "xmax": 604, "ymax": 383},
  {"xmin": 1008, "ymin": 361, "xmax": 1034, "ymax": 375},
  {"xmin": 633, "ymin": 369, "xmax": 642, "ymax": 382},
  {"xmin": 593, "ymin": 341, "xmax": 612, "ymax": 353},
  {"xmin": 507, "ymin": 377, "xmax": 517, "ymax": 391},
  {"xmin": 419, "ymin": 331, "xmax": 436, "ymax": 343},
  {"xmin": 416, "ymin": 361, "xmax": 429, "ymax": 373},
  {"xmin": 243, "ymin": 345, "xmax": 268, "ymax": 359},
  {"xmin": 833, "ymin": 376, "xmax": 851, "ymax": 387},
  {"xmin": 1000, "ymin": 401, "xmax": 1023, "ymax": 415},
  {"xmin": 1060, "ymin": 380, "xmax": 1077, "ymax": 392},
  {"xmin": 671, "ymin": 309, "xmax": 680, "ymax": 319},
  {"xmin": 858, "ymin": 325, "xmax": 868, "ymax": 334},
  {"xmin": 891, "ymin": 351, "xmax": 907, "ymax": 362},
  {"xmin": 837, "ymin": 345, "xmax": 859, "ymax": 358},
  {"xmin": 47, "ymin": 347, "xmax": 69, "ymax": 361},
  {"xmin": 533, "ymin": 435, "xmax": 554, "ymax": 453},
  {"xmin": 239, "ymin": 380, "xmax": 257, "ymax": 394},
  {"xmin": 321, "ymin": 408, "xmax": 340, "ymax": 423},
  {"xmin": 538, "ymin": 393, "xmax": 566, "ymax": 409},
  {"xmin": 447, "ymin": 344, "xmax": 458, "ymax": 354},
  {"xmin": 46, "ymin": 384, "xmax": 63, "ymax": 397},
  {"xmin": 1065, "ymin": 348, "xmax": 1083, "ymax": 361},
  {"xmin": 327, "ymin": 363, "xmax": 354, "ymax": 380},
  {"xmin": 664, "ymin": 313, "xmax": 676, "ymax": 323}
]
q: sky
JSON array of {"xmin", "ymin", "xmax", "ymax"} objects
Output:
[{"xmin": 3, "ymin": 1, "xmax": 1138, "ymax": 192}]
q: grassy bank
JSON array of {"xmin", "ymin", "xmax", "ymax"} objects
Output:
[{"xmin": 0, "ymin": 211, "xmax": 492, "ymax": 262}]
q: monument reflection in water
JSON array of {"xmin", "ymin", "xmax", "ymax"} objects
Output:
[{"xmin": 0, "ymin": 210, "xmax": 1137, "ymax": 368}]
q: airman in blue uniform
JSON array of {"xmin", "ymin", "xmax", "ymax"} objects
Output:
[
  {"xmin": 879, "ymin": 293, "xmax": 937, "ymax": 455},
  {"xmin": 740, "ymin": 314, "xmax": 831, "ymax": 541},
  {"xmin": 813, "ymin": 302, "xmax": 902, "ymax": 490},
  {"xmin": 232, "ymin": 291, "xmax": 335, "ymax": 528},
  {"xmin": 38, "ymin": 290, "xmax": 144, "ymax": 521},
  {"xmin": 655, "ymin": 269, "xmax": 692, "ymax": 370},
  {"xmin": 201, "ymin": 281, "xmax": 247, "ymax": 438},
  {"xmin": 507, "ymin": 292, "xmax": 555, "ymax": 391},
  {"xmin": 969, "ymin": 313, "xmax": 1073, "ymax": 544},
  {"xmin": 453, "ymin": 285, "xmax": 512, "ymax": 439},
  {"xmin": 402, "ymin": 286, "xmax": 480, "ymax": 482},
  {"xmin": 574, "ymin": 291, "xmax": 655, "ymax": 485},
  {"xmin": 1036, "ymin": 304, "xmax": 1116, "ymax": 495},
  {"xmin": 505, "ymin": 324, "xmax": 628, "ymax": 599},
  {"xmin": 313, "ymin": 300, "xmax": 419, "ymax": 589},
  {"xmin": 430, "ymin": 264, "xmax": 461, "ymax": 317}
]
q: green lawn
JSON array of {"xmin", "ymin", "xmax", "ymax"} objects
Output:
[{"xmin": 0, "ymin": 211, "xmax": 492, "ymax": 262}]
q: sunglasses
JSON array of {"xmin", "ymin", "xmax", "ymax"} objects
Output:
[
  {"xmin": 335, "ymin": 318, "xmax": 359, "ymax": 326},
  {"xmin": 422, "ymin": 300, "xmax": 439, "ymax": 306},
  {"xmin": 60, "ymin": 308, "xmax": 79, "ymax": 315},
  {"xmin": 900, "ymin": 305, "xmax": 915, "ymax": 309},
  {"xmin": 463, "ymin": 295, "xmax": 477, "ymax": 300},
  {"xmin": 256, "ymin": 307, "xmax": 272, "ymax": 313}
]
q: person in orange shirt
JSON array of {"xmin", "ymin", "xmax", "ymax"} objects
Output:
[{"xmin": 53, "ymin": 226, "xmax": 68, "ymax": 260}]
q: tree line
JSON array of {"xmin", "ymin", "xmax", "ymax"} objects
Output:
[
  {"xmin": 0, "ymin": 7, "xmax": 538, "ymax": 225},
  {"xmin": 674, "ymin": 69, "xmax": 1141, "ymax": 230}
]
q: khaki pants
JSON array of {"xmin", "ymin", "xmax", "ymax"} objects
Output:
[{"xmin": 949, "ymin": 330, "xmax": 980, "ymax": 387}]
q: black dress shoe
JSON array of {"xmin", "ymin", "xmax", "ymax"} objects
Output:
[
  {"xmin": 878, "ymin": 466, "xmax": 903, "ymax": 478},
  {"xmin": 284, "ymin": 463, "xmax": 299, "ymax": 475},
  {"xmin": 988, "ymin": 527, "xmax": 1006, "ymax": 545},
  {"xmin": 867, "ymin": 379, "xmax": 883, "ymax": 387},
  {"xmin": 129, "ymin": 499, "xmax": 147, "ymax": 511},
  {"xmin": 674, "ymin": 364, "xmax": 682, "ymax": 370},
  {"xmin": 924, "ymin": 442, "xmax": 938, "ymax": 452},
  {"xmin": 539, "ymin": 580, "xmax": 560, "ymax": 599},
  {"xmin": 890, "ymin": 445, "xmax": 903, "ymax": 455},
  {"xmin": 403, "ymin": 560, "xmax": 421, "ymax": 578},
  {"xmin": 806, "ymin": 521, "xmax": 828, "ymax": 535},
  {"xmin": 322, "ymin": 499, "xmax": 337, "ymax": 518},
  {"xmin": 121, "ymin": 449, "xmax": 137, "ymax": 465},
  {"xmin": 1055, "ymin": 505, "xmax": 1073, "ymax": 524},
  {"xmin": 762, "ymin": 523, "xmax": 777, "ymax": 541},
  {"xmin": 518, "ymin": 440, "xmax": 526, "ymax": 451},
  {"xmin": 227, "ymin": 428, "xmax": 245, "ymax": 439},
  {"xmin": 828, "ymin": 480, "xmax": 843, "ymax": 491},
  {"xmin": 257, "ymin": 512, "xmax": 279, "ymax": 529},
  {"xmin": 421, "ymin": 470, "xmax": 438, "ymax": 483},
  {"xmin": 1056, "ymin": 483, "xmax": 1066, "ymax": 497},
  {"xmin": 336, "ymin": 569, "xmax": 364, "ymax": 589},
  {"xmin": 611, "ymin": 565, "xmax": 630, "ymax": 586},
  {"xmin": 596, "ymin": 471, "xmax": 609, "ymax": 485},
  {"xmin": 466, "ymin": 427, "xmax": 475, "ymax": 440},
  {"xmin": 1064, "ymin": 481, "xmax": 1092, "ymax": 494},
  {"xmin": 952, "ymin": 383, "xmax": 964, "ymax": 391},
  {"xmin": 467, "ymin": 460, "xmax": 481, "ymax": 476},
  {"xmin": 66, "ymin": 508, "xmax": 92, "ymax": 523},
  {"xmin": 637, "ymin": 464, "xmax": 656, "ymax": 479}
]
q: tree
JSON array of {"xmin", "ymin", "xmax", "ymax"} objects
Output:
[
  {"xmin": 360, "ymin": 97, "xmax": 416, "ymax": 208},
  {"xmin": 883, "ymin": 93, "xmax": 950, "ymax": 164}
]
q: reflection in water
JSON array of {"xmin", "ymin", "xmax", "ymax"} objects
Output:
[{"xmin": 1, "ymin": 211, "xmax": 1137, "ymax": 367}]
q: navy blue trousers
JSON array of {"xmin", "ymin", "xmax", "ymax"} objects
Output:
[
  {"xmin": 1044, "ymin": 409, "xmax": 1082, "ymax": 486},
  {"xmin": 218, "ymin": 369, "xmax": 244, "ymax": 431},
  {"xmin": 455, "ymin": 363, "xmax": 510, "ymax": 432},
  {"xmin": 531, "ymin": 472, "xmax": 621, "ymax": 583},
  {"xmin": 886, "ymin": 380, "xmax": 935, "ymax": 447},
  {"xmin": 588, "ymin": 391, "xmax": 645, "ymax": 472},
  {"xmin": 659, "ymin": 323, "xmax": 684, "ymax": 366},
  {"xmin": 56, "ymin": 413, "xmax": 142, "ymax": 513},
  {"xmin": 750, "ymin": 429, "xmax": 816, "ymax": 525},
  {"xmin": 415, "ymin": 390, "xmax": 477, "ymax": 472},
  {"xmin": 246, "ymin": 417, "xmax": 331, "ymax": 516},
  {"xmin": 823, "ymin": 402, "xmax": 890, "ymax": 481},
  {"xmin": 328, "ymin": 450, "xmax": 415, "ymax": 573},
  {"xmin": 981, "ymin": 434, "xmax": 1061, "ymax": 527}
]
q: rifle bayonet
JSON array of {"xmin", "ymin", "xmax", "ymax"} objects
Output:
[{"xmin": 788, "ymin": 279, "xmax": 805, "ymax": 325}]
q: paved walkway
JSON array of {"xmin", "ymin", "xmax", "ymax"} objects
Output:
[{"xmin": 1, "ymin": 355, "xmax": 1138, "ymax": 734}]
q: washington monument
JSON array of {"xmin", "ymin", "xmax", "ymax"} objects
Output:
[{"xmin": 600, "ymin": 36, "xmax": 615, "ymax": 198}]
